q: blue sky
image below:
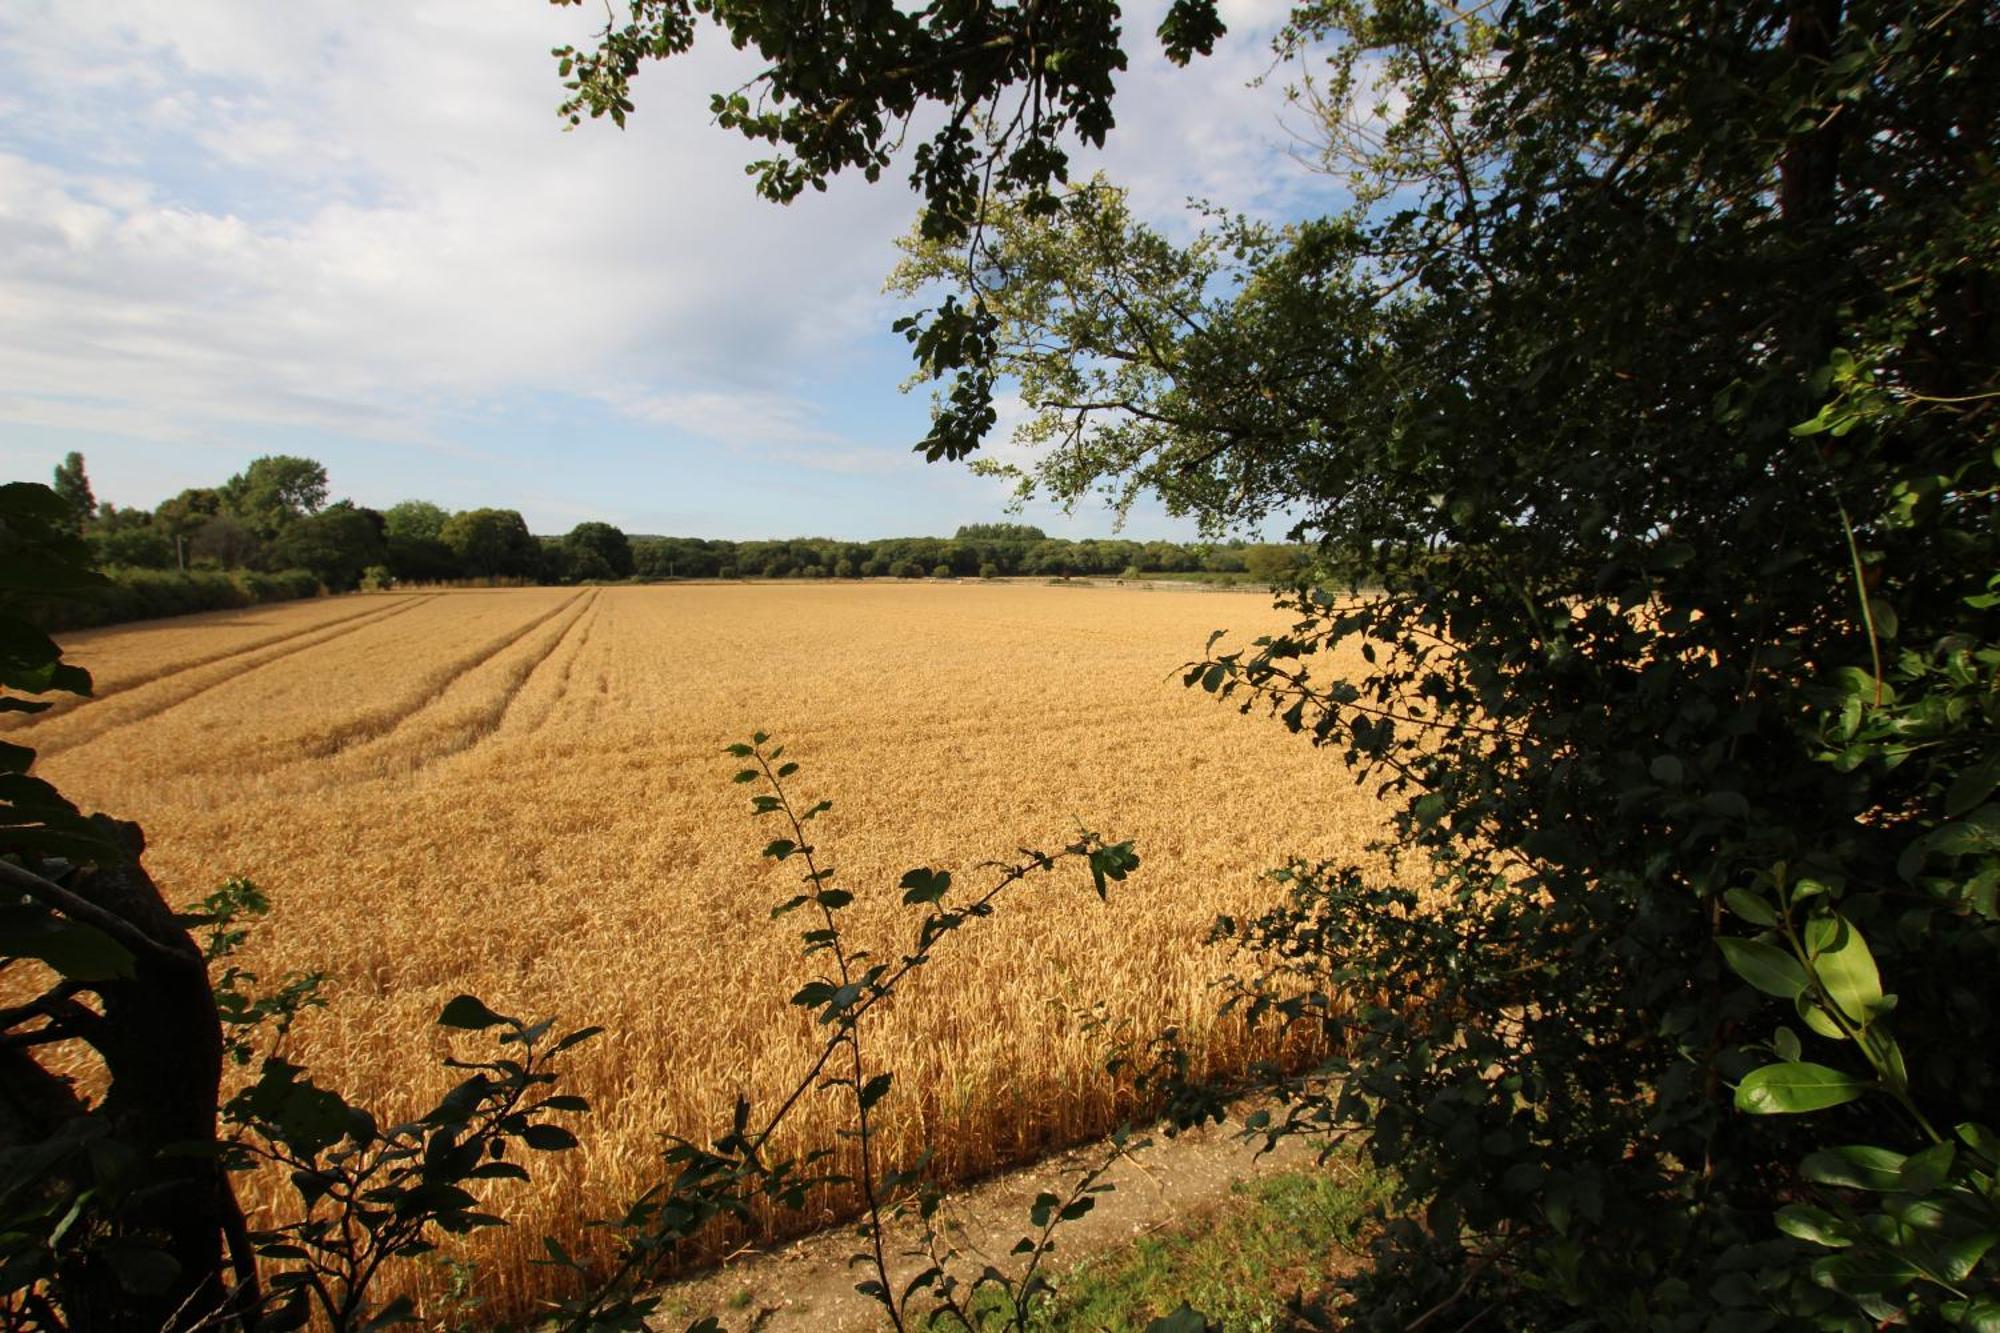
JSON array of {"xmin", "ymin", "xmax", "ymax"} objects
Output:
[{"xmin": 0, "ymin": 1, "xmax": 1343, "ymax": 540}]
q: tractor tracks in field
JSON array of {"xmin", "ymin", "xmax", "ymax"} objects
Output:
[
  {"xmin": 478, "ymin": 589, "xmax": 602, "ymax": 747},
  {"xmin": 32, "ymin": 596, "xmax": 436, "ymax": 759},
  {"xmin": 387, "ymin": 589, "xmax": 602, "ymax": 773},
  {"xmin": 0, "ymin": 596, "xmax": 425, "ymax": 735},
  {"xmin": 294, "ymin": 590, "xmax": 590, "ymax": 762}
]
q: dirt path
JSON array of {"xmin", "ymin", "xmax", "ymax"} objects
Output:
[{"xmin": 652, "ymin": 1108, "xmax": 1323, "ymax": 1331}]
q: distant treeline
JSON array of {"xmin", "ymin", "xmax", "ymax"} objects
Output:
[
  {"xmin": 620, "ymin": 525, "xmax": 1316, "ymax": 583},
  {"xmin": 40, "ymin": 452, "xmax": 1334, "ymax": 628},
  {"xmin": 52, "ymin": 451, "xmax": 1334, "ymax": 581}
]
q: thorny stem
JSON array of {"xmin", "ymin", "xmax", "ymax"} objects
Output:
[
  {"xmin": 564, "ymin": 745, "xmax": 1118, "ymax": 1328},
  {"xmin": 1836, "ymin": 499, "xmax": 1885, "ymax": 707},
  {"xmin": 755, "ymin": 748, "xmax": 904, "ymax": 1332}
]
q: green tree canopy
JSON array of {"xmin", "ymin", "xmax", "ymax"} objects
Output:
[
  {"xmin": 381, "ymin": 499, "xmax": 450, "ymax": 543},
  {"xmin": 270, "ymin": 502, "xmax": 386, "ymax": 592},
  {"xmin": 440, "ymin": 507, "xmax": 541, "ymax": 579},
  {"xmin": 154, "ymin": 487, "xmax": 221, "ymax": 540},
  {"xmin": 953, "ymin": 522, "xmax": 1047, "ymax": 543},
  {"xmin": 87, "ymin": 507, "xmax": 174, "ymax": 570},
  {"xmin": 562, "ymin": 520, "xmax": 634, "ymax": 581},
  {"xmin": 576, "ymin": 0, "xmax": 2000, "ymax": 1322},
  {"xmin": 221, "ymin": 455, "xmax": 329, "ymax": 538},
  {"xmin": 49, "ymin": 452, "xmax": 93, "ymax": 533}
]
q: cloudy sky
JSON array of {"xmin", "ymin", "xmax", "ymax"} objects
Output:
[{"xmin": 0, "ymin": 0, "xmax": 1339, "ymax": 540}]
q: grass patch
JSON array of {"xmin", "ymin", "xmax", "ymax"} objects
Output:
[{"xmin": 939, "ymin": 1162, "xmax": 1391, "ymax": 1331}]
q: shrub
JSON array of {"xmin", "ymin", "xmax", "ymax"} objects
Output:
[{"xmin": 31, "ymin": 566, "xmax": 322, "ymax": 631}]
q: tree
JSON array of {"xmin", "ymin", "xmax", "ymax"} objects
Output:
[
  {"xmin": 954, "ymin": 523, "xmax": 1046, "ymax": 543},
  {"xmin": 574, "ymin": 1, "xmax": 1999, "ymax": 1324},
  {"xmin": 562, "ymin": 521, "xmax": 634, "ymax": 581},
  {"xmin": 439, "ymin": 508, "xmax": 541, "ymax": 580},
  {"xmin": 1239, "ymin": 543, "xmax": 1308, "ymax": 587},
  {"xmin": 185, "ymin": 513, "xmax": 265, "ymax": 571},
  {"xmin": 221, "ymin": 456, "xmax": 329, "ymax": 539},
  {"xmin": 50, "ymin": 453, "xmax": 93, "ymax": 533},
  {"xmin": 153, "ymin": 488, "xmax": 222, "ymax": 569},
  {"xmin": 87, "ymin": 508, "xmax": 175, "ymax": 570},
  {"xmin": 384, "ymin": 533, "xmax": 462, "ymax": 583},
  {"xmin": 381, "ymin": 499, "xmax": 449, "ymax": 543},
  {"xmin": 269, "ymin": 503, "xmax": 387, "ymax": 592}
]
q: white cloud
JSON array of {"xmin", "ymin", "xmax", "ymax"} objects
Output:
[
  {"xmin": 609, "ymin": 388, "xmax": 845, "ymax": 449},
  {"xmin": 0, "ymin": 2, "xmax": 913, "ymax": 445},
  {"xmin": 0, "ymin": 0, "xmax": 1326, "ymax": 514},
  {"xmin": 1083, "ymin": 2, "xmax": 1339, "ymax": 228}
]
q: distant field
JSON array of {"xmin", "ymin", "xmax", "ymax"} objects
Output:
[{"xmin": 18, "ymin": 583, "xmax": 1387, "ymax": 1319}]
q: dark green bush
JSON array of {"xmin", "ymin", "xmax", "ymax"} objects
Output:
[{"xmin": 34, "ymin": 566, "xmax": 322, "ymax": 631}]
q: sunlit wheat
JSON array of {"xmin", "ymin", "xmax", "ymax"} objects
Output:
[{"xmin": 21, "ymin": 582, "xmax": 1387, "ymax": 1320}]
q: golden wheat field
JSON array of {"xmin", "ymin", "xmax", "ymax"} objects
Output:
[{"xmin": 13, "ymin": 582, "xmax": 1388, "ymax": 1320}]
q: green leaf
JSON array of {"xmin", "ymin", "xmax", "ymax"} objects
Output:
[
  {"xmin": 1087, "ymin": 841, "xmax": 1140, "ymax": 900},
  {"xmin": 1957, "ymin": 1122, "xmax": 2000, "ymax": 1167},
  {"xmin": 1798, "ymin": 991, "xmax": 1847, "ymax": 1040},
  {"xmin": 551, "ymin": 1025, "xmax": 605, "ymax": 1054},
  {"xmin": 1649, "ymin": 755, "xmax": 1684, "ymax": 785},
  {"xmin": 1733, "ymin": 1061, "xmax": 1869, "ymax": 1114},
  {"xmin": 1865, "ymin": 595, "xmax": 1898, "ymax": 640},
  {"xmin": 1941, "ymin": 1229, "xmax": 2000, "ymax": 1284},
  {"xmin": 1775, "ymin": 1203, "xmax": 1857, "ymax": 1249},
  {"xmin": 359, "ymin": 1295, "xmax": 419, "ymax": 1330},
  {"xmin": 1802, "ymin": 1144, "xmax": 1907, "ymax": 1191},
  {"xmin": 521, "ymin": 1123, "xmax": 579, "ymax": 1152},
  {"xmin": 1703, "ymin": 790, "xmax": 1750, "ymax": 819},
  {"xmin": 230, "ymin": 1059, "xmax": 354, "ymax": 1156},
  {"xmin": 1809, "ymin": 915, "xmax": 1884, "ymax": 1024},
  {"xmin": 858, "ymin": 1072, "xmax": 893, "ymax": 1111},
  {"xmin": 437, "ymin": 995, "xmax": 508, "ymax": 1030},
  {"xmin": 102, "ymin": 1241, "xmax": 180, "ymax": 1295},
  {"xmin": 1898, "ymin": 1140, "xmax": 1954, "ymax": 1193},
  {"xmin": 1810, "ymin": 1250, "xmax": 1918, "ymax": 1297},
  {"xmin": 899, "ymin": 867, "xmax": 952, "ymax": 904},
  {"xmin": 791, "ymin": 981, "xmax": 835, "ymax": 1007},
  {"xmin": 1718, "ymin": 937, "xmax": 1807, "ymax": 999},
  {"xmin": 1723, "ymin": 889, "xmax": 1777, "ymax": 927},
  {"xmin": 1946, "ymin": 753, "xmax": 2000, "ymax": 818}
]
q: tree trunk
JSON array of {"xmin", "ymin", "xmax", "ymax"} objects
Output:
[{"xmin": 55, "ymin": 819, "xmax": 236, "ymax": 1333}]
